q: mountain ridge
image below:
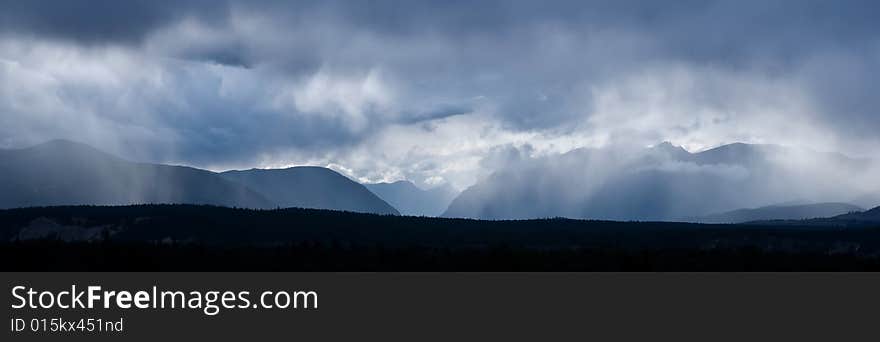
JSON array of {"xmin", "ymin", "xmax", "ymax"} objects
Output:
[
  {"xmin": 221, "ymin": 167, "xmax": 400, "ymax": 215},
  {"xmin": 0, "ymin": 140, "xmax": 399, "ymax": 215},
  {"xmin": 693, "ymin": 202, "xmax": 864, "ymax": 224},
  {"xmin": 365, "ymin": 180, "xmax": 458, "ymax": 216},
  {"xmin": 443, "ymin": 142, "xmax": 877, "ymax": 221},
  {"xmin": 0, "ymin": 139, "xmax": 274, "ymax": 209}
]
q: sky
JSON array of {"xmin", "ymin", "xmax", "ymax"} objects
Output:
[{"xmin": 1, "ymin": 0, "xmax": 878, "ymax": 190}]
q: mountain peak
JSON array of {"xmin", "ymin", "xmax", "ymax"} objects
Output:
[
  {"xmin": 654, "ymin": 141, "xmax": 686, "ymax": 150},
  {"xmin": 388, "ymin": 180, "xmax": 423, "ymax": 190},
  {"xmin": 650, "ymin": 141, "xmax": 691, "ymax": 159}
]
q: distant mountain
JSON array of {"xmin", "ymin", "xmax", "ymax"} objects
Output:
[
  {"xmin": 688, "ymin": 142, "xmax": 781, "ymax": 166},
  {"xmin": 828, "ymin": 206, "xmax": 880, "ymax": 223},
  {"xmin": 851, "ymin": 193, "xmax": 880, "ymax": 210},
  {"xmin": 221, "ymin": 167, "xmax": 399, "ymax": 215},
  {"xmin": 444, "ymin": 142, "xmax": 877, "ymax": 221},
  {"xmin": 0, "ymin": 140, "xmax": 399, "ymax": 215},
  {"xmin": 0, "ymin": 140, "xmax": 273, "ymax": 209},
  {"xmin": 694, "ymin": 203, "xmax": 863, "ymax": 224},
  {"xmin": 746, "ymin": 205, "xmax": 880, "ymax": 228},
  {"xmin": 365, "ymin": 181, "xmax": 458, "ymax": 216}
]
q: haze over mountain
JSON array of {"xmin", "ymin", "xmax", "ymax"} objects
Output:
[
  {"xmin": 0, "ymin": 140, "xmax": 399, "ymax": 215},
  {"xmin": 0, "ymin": 140, "xmax": 273, "ymax": 209},
  {"xmin": 3, "ymin": 139, "xmax": 877, "ymax": 220},
  {"xmin": 365, "ymin": 181, "xmax": 458, "ymax": 216},
  {"xmin": 851, "ymin": 194, "xmax": 880, "ymax": 211},
  {"xmin": 222, "ymin": 167, "xmax": 399, "ymax": 215},
  {"xmin": 694, "ymin": 203, "xmax": 863, "ymax": 224},
  {"xmin": 443, "ymin": 142, "xmax": 880, "ymax": 221}
]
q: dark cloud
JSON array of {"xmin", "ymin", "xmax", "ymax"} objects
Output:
[
  {"xmin": 0, "ymin": 0, "xmax": 229, "ymax": 44},
  {"xmin": 5, "ymin": 1, "xmax": 878, "ymax": 63},
  {"xmin": 1, "ymin": 0, "xmax": 879, "ymax": 185},
  {"xmin": 398, "ymin": 104, "xmax": 472, "ymax": 125}
]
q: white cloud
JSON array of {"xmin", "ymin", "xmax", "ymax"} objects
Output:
[{"xmin": 283, "ymin": 67, "xmax": 395, "ymax": 132}]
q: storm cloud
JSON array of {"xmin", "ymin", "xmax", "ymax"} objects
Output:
[{"xmin": 1, "ymin": 0, "xmax": 878, "ymax": 189}]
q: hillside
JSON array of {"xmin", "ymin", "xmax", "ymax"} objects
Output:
[
  {"xmin": 0, "ymin": 140, "xmax": 400, "ymax": 215},
  {"xmin": 695, "ymin": 203, "xmax": 864, "ymax": 224},
  {"xmin": 0, "ymin": 140, "xmax": 273, "ymax": 209},
  {"xmin": 222, "ymin": 167, "xmax": 399, "ymax": 215},
  {"xmin": 829, "ymin": 206, "xmax": 880, "ymax": 222}
]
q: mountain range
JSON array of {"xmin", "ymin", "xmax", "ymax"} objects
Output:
[
  {"xmin": 2, "ymin": 139, "xmax": 878, "ymax": 222},
  {"xmin": 0, "ymin": 140, "xmax": 273, "ymax": 209},
  {"xmin": 746, "ymin": 205, "xmax": 880, "ymax": 228},
  {"xmin": 0, "ymin": 140, "xmax": 397, "ymax": 215},
  {"xmin": 694, "ymin": 202, "xmax": 864, "ymax": 224},
  {"xmin": 443, "ymin": 142, "xmax": 879, "ymax": 221}
]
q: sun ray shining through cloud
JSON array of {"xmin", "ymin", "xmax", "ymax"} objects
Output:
[{"xmin": 1, "ymin": 0, "xmax": 879, "ymax": 191}]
